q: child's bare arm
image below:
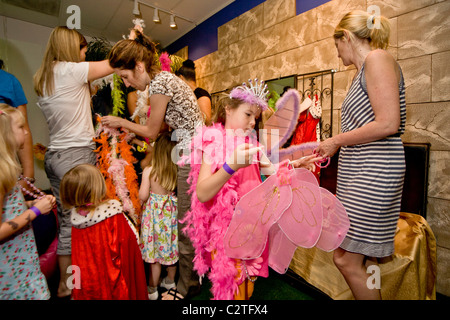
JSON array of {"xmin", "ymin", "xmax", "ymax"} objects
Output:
[
  {"xmin": 139, "ymin": 166, "xmax": 152, "ymax": 202},
  {"xmin": 196, "ymin": 144, "xmax": 260, "ymax": 203},
  {"xmin": 196, "ymin": 158, "xmax": 231, "ymax": 203},
  {"xmin": 0, "ymin": 194, "xmax": 55, "ymax": 241}
]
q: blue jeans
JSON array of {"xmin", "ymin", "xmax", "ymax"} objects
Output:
[{"xmin": 44, "ymin": 146, "xmax": 96, "ymax": 255}]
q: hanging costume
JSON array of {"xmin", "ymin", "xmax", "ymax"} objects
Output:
[
  {"xmin": 292, "ymin": 94, "xmax": 321, "ymax": 146},
  {"xmin": 291, "ymin": 94, "xmax": 322, "ymax": 180}
]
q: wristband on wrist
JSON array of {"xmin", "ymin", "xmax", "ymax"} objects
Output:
[
  {"xmin": 29, "ymin": 206, "xmax": 41, "ymax": 218},
  {"xmin": 223, "ymin": 162, "xmax": 235, "ymax": 175}
]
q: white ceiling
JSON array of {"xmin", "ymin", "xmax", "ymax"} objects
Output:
[{"xmin": 0, "ymin": 0, "xmax": 235, "ymax": 47}]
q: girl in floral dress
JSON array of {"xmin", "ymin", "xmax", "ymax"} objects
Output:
[
  {"xmin": 0, "ymin": 104, "xmax": 56, "ymax": 300},
  {"xmin": 139, "ymin": 131, "xmax": 178, "ymax": 300}
]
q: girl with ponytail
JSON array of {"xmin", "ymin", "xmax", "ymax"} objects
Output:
[
  {"xmin": 333, "ymin": 10, "xmax": 391, "ymax": 50},
  {"xmin": 34, "ymin": 26, "xmax": 114, "ymax": 298}
]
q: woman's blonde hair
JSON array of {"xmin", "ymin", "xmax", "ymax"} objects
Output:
[
  {"xmin": 212, "ymin": 91, "xmax": 263, "ymax": 131},
  {"xmin": 33, "ymin": 26, "xmax": 88, "ymax": 97},
  {"xmin": 60, "ymin": 164, "xmax": 107, "ymax": 210},
  {"xmin": 0, "ymin": 104, "xmax": 23, "ymax": 195},
  {"xmin": 334, "ymin": 10, "xmax": 390, "ymax": 50},
  {"xmin": 149, "ymin": 131, "xmax": 177, "ymax": 192},
  {"xmin": 108, "ymin": 30, "xmax": 158, "ymax": 74}
]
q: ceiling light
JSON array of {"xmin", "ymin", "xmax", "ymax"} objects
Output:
[
  {"xmin": 153, "ymin": 8, "xmax": 160, "ymax": 23},
  {"xmin": 169, "ymin": 14, "xmax": 177, "ymax": 28},
  {"xmin": 130, "ymin": 2, "xmax": 194, "ymax": 30},
  {"xmin": 133, "ymin": 0, "xmax": 140, "ymax": 15}
]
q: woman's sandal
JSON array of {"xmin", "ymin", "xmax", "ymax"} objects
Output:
[{"xmin": 162, "ymin": 288, "xmax": 184, "ymax": 300}]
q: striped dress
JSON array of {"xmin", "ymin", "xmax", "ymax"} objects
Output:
[{"xmin": 337, "ymin": 62, "xmax": 406, "ymax": 258}]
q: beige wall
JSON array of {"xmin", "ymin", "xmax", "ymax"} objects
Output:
[
  {"xmin": 0, "ymin": 17, "xmax": 53, "ymax": 190},
  {"xmin": 194, "ymin": 0, "xmax": 450, "ymax": 297}
]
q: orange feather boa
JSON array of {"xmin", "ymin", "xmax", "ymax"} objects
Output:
[{"xmin": 93, "ymin": 117, "xmax": 141, "ymax": 228}]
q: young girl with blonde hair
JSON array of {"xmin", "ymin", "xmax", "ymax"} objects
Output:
[
  {"xmin": 34, "ymin": 26, "xmax": 114, "ymax": 298},
  {"xmin": 0, "ymin": 104, "xmax": 56, "ymax": 299},
  {"xmin": 60, "ymin": 164, "xmax": 148, "ymax": 300},
  {"xmin": 139, "ymin": 131, "xmax": 178, "ymax": 300}
]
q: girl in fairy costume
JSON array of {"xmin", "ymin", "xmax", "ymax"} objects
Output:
[{"xmin": 181, "ymin": 80, "xmax": 320, "ymax": 300}]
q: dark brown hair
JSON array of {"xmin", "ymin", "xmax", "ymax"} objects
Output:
[
  {"xmin": 108, "ymin": 30, "xmax": 158, "ymax": 73},
  {"xmin": 175, "ymin": 59, "xmax": 196, "ymax": 81}
]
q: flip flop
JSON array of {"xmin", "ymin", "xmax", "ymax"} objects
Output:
[{"xmin": 162, "ymin": 288, "xmax": 184, "ymax": 300}]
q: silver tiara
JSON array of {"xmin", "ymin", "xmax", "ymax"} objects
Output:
[{"xmin": 229, "ymin": 78, "xmax": 269, "ymax": 110}]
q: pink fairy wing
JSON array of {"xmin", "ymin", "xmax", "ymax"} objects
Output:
[
  {"xmin": 268, "ymin": 224, "xmax": 299, "ymax": 274},
  {"xmin": 314, "ymin": 188, "xmax": 350, "ymax": 252},
  {"xmin": 224, "ymin": 173, "xmax": 292, "ymax": 260},
  {"xmin": 276, "ymin": 168, "xmax": 323, "ymax": 248},
  {"xmin": 262, "ymin": 89, "xmax": 315, "ymax": 163},
  {"xmin": 289, "ymin": 166, "xmax": 318, "ymax": 185},
  {"xmin": 262, "ymin": 90, "xmax": 302, "ymax": 158}
]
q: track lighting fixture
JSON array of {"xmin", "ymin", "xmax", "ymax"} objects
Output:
[
  {"xmin": 133, "ymin": 0, "xmax": 140, "ymax": 15},
  {"xmin": 169, "ymin": 14, "xmax": 177, "ymax": 28},
  {"xmin": 132, "ymin": 1, "xmax": 195, "ymax": 29},
  {"xmin": 152, "ymin": 8, "xmax": 160, "ymax": 23}
]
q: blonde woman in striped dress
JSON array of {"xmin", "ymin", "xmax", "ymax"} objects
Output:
[{"xmin": 316, "ymin": 11, "xmax": 406, "ymax": 300}]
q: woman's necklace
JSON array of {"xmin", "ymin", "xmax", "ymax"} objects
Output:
[{"xmin": 18, "ymin": 175, "xmax": 45, "ymax": 200}]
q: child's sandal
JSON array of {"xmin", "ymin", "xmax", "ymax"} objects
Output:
[{"xmin": 162, "ymin": 288, "xmax": 184, "ymax": 300}]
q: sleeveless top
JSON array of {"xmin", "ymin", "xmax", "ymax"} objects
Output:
[{"xmin": 337, "ymin": 61, "xmax": 406, "ymax": 258}]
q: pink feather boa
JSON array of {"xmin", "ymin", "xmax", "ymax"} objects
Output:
[
  {"xmin": 180, "ymin": 123, "xmax": 257, "ymax": 300},
  {"xmin": 159, "ymin": 52, "xmax": 171, "ymax": 72}
]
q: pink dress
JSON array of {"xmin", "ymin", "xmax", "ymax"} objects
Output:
[
  {"xmin": 181, "ymin": 123, "xmax": 269, "ymax": 300},
  {"xmin": 233, "ymin": 162, "xmax": 270, "ymax": 280}
]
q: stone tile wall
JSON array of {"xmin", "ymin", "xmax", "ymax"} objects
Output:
[{"xmin": 194, "ymin": 0, "xmax": 450, "ymax": 297}]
